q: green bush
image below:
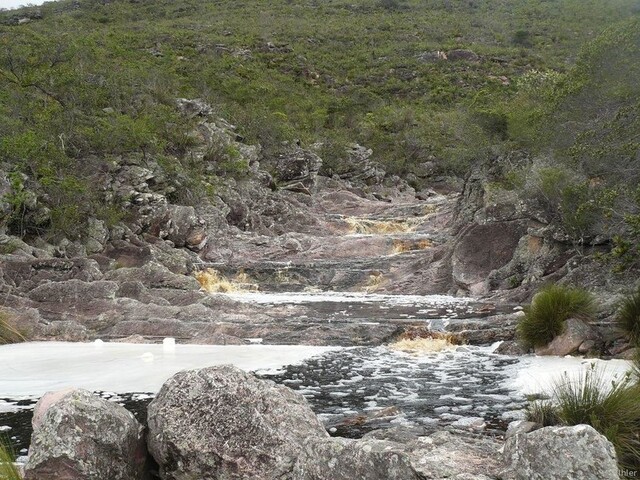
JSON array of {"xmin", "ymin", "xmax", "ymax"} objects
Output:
[
  {"xmin": 517, "ymin": 284, "xmax": 596, "ymax": 349},
  {"xmin": 553, "ymin": 367, "xmax": 640, "ymax": 469},
  {"xmin": 617, "ymin": 286, "xmax": 640, "ymax": 345}
]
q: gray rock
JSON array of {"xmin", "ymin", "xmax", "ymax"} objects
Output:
[
  {"xmin": 147, "ymin": 365, "xmax": 328, "ymax": 480},
  {"xmin": 406, "ymin": 430, "xmax": 503, "ymax": 479},
  {"xmin": 84, "ymin": 218, "xmax": 109, "ymax": 254},
  {"xmin": 28, "ymin": 279, "xmax": 119, "ymax": 303},
  {"xmin": 494, "ymin": 340, "xmax": 528, "ymax": 355},
  {"xmin": 105, "ymin": 262, "xmax": 200, "ymax": 290},
  {"xmin": 505, "ymin": 420, "xmax": 540, "ymax": 439},
  {"xmin": 535, "ymin": 318, "xmax": 599, "ymax": 356},
  {"xmin": 292, "ymin": 437, "xmax": 422, "ymax": 480},
  {"xmin": 24, "ymin": 389, "xmax": 148, "ymax": 480},
  {"xmin": 501, "ymin": 425, "xmax": 619, "ymax": 480}
]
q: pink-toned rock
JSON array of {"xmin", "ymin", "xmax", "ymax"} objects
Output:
[
  {"xmin": 535, "ymin": 318, "xmax": 599, "ymax": 356},
  {"xmin": 24, "ymin": 388, "xmax": 149, "ymax": 480}
]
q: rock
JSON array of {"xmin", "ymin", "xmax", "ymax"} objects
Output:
[
  {"xmin": 613, "ymin": 346, "xmax": 638, "ymax": 360},
  {"xmin": 578, "ymin": 339, "xmax": 595, "ymax": 354},
  {"xmin": 105, "ymin": 262, "xmax": 200, "ymax": 290},
  {"xmin": 84, "ymin": 218, "xmax": 109, "ymax": 254},
  {"xmin": 451, "ymin": 222, "xmax": 525, "ymax": 295},
  {"xmin": 24, "ymin": 389, "xmax": 148, "ymax": 480},
  {"xmin": 505, "ymin": 420, "xmax": 540, "ymax": 439},
  {"xmin": 494, "ymin": 340, "xmax": 528, "ymax": 355},
  {"xmin": 501, "ymin": 425, "xmax": 619, "ymax": 480},
  {"xmin": 271, "ymin": 145, "xmax": 323, "ymax": 189},
  {"xmin": 450, "ymin": 416, "xmax": 486, "ymax": 431},
  {"xmin": 407, "ymin": 430, "xmax": 503, "ymax": 479},
  {"xmin": 28, "ymin": 279, "xmax": 119, "ymax": 303},
  {"xmin": 164, "ymin": 205, "xmax": 207, "ymax": 251},
  {"xmin": 292, "ymin": 437, "xmax": 422, "ymax": 480},
  {"xmin": 417, "ymin": 50, "xmax": 448, "ymax": 62},
  {"xmin": 535, "ymin": 318, "xmax": 599, "ymax": 356},
  {"xmin": 147, "ymin": 365, "xmax": 328, "ymax": 480}
]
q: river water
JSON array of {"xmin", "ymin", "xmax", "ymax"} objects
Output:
[{"xmin": 0, "ymin": 292, "xmax": 632, "ymax": 459}]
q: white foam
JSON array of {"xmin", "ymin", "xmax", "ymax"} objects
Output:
[
  {"xmin": 224, "ymin": 291, "xmax": 474, "ymax": 306},
  {"xmin": 506, "ymin": 355, "xmax": 633, "ymax": 396},
  {"xmin": 0, "ymin": 342, "xmax": 339, "ymax": 397}
]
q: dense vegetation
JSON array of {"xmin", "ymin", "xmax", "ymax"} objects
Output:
[
  {"xmin": 517, "ymin": 285, "xmax": 596, "ymax": 349},
  {"xmin": 0, "ymin": 0, "xmax": 638, "ymax": 249}
]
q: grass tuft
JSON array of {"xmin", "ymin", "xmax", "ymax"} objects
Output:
[
  {"xmin": 0, "ymin": 311, "xmax": 25, "ymax": 345},
  {"xmin": 525, "ymin": 399, "xmax": 561, "ymax": 427},
  {"xmin": 517, "ymin": 284, "xmax": 596, "ymax": 349},
  {"xmin": 545, "ymin": 366, "xmax": 640, "ymax": 470},
  {"xmin": 0, "ymin": 441, "xmax": 21, "ymax": 480},
  {"xmin": 616, "ymin": 286, "xmax": 640, "ymax": 345}
]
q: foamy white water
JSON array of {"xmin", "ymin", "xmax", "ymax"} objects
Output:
[
  {"xmin": 225, "ymin": 291, "xmax": 474, "ymax": 306},
  {"xmin": 507, "ymin": 355, "xmax": 633, "ymax": 396},
  {"xmin": 0, "ymin": 341, "xmax": 339, "ymax": 397}
]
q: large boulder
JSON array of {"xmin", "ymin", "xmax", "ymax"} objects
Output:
[
  {"xmin": 501, "ymin": 425, "xmax": 619, "ymax": 480},
  {"xmin": 24, "ymin": 388, "xmax": 148, "ymax": 480},
  {"xmin": 292, "ymin": 437, "xmax": 422, "ymax": 480},
  {"xmin": 147, "ymin": 365, "xmax": 328, "ymax": 480},
  {"xmin": 451, "ymin": 222, "xmax": 525, "ymax": 295},
  {"xmin": 534, "ymin": 318, "xmax": 600, "ymax": 356}
]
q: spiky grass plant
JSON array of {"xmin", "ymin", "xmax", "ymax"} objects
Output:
[
  {"xmin": 617, "ymin": 286, "xmax": 640, "ymax": 345},
  {"xmin": 0, "ymin": 311, "xmax": 25, "ymax": 345},
  {"xmin": 517, "ymin": 284, "xmax": 596, "ymax": 349},
  {"xmin": 525, "ymin": 399, "xmax": 561, "ymax": 427},
  {"xmin": 0, "ymin": 441, "xmax": 21, "ymax": 480},
  {"xmin": 552, "ymin": 366, "xmax": 640, "ymax": 469}
]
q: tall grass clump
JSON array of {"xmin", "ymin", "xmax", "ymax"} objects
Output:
[
  {"xmin": 616, "ymin": 286, "xmax": 640, "ymax": 345},
  {"xmin": 517, "ymin": 284, "xmax": 596, "ymax": 349},
  {"xmin": 0, "ymin": 311, "xmax": 25, "ymax": 345},
  {"xmin": 0, "ymin": 441, "xmax": 21, "ymax": 480},
  {"xmin": 552, "ymin": 367, "xmax": 640, "ymax": 469},
  {"xmin": 525, "ymin": 399, "xmax": 561, "ymax": 426}
]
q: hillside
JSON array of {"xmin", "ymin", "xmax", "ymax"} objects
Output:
[{"xmin": 0, "ymin": 0, "xmax": 638, "ymax": 316}]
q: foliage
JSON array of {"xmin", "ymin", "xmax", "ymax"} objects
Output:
[
  {"xmin": 525, "ymin": 399, "xmax": 561, "ymax": 427},
  {"xmin": 0, "ymin": 0, "xmax": 638, "ymax": 240},
  {"xmin": 517, "ymin": 284, "xmax": 596, "ymax": 349},
  {"xmin": 617, "ymin": 286, "xmax": 640, "ymax": 345},
  {"xmin": 0, "ymin": 441, "xmax": 21, "ymax": 480},
  {"xmin": 552, "ymin": 367, "xmax": 640, "ymax": 470},
  {"xmin": 0, "ymin": 310, "xmax": 25, "ymax": 345},
  {"xmin": 506, "ymin": 18, "xmax": 640, "ymax": 263}
]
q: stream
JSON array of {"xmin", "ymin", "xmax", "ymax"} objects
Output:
[{"xmin": 0, "ymin": 292, "xmax": 632, "ymax": 460}]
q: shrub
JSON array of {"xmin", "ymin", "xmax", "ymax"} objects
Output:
[
  {"xmin": 517, "ymin": 284, "xmax": 596, "ymax": 349},
  {"xmin": 617, "ymin": 286, "xmax": 640, "ymax": 345},
  {"xmin": 552, "ymin": 367, "xmax": 640, "ymax": 469}
]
